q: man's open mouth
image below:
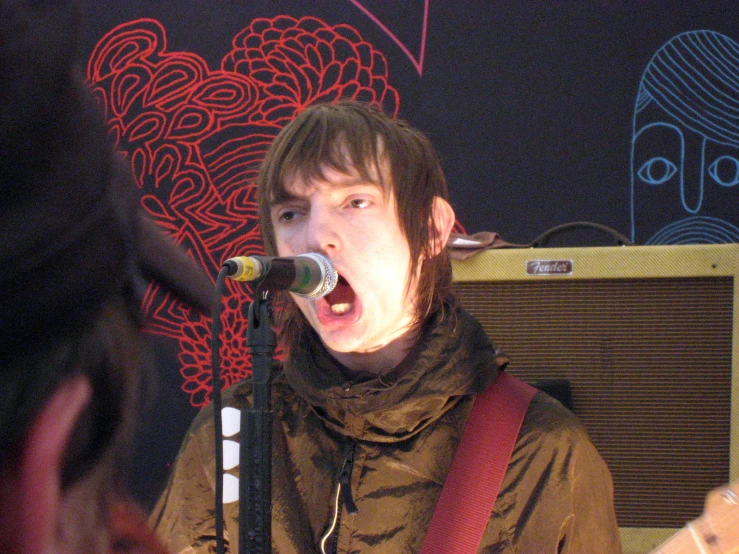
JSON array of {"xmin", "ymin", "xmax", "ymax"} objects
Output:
[{"xmin": 324, "ymin": 275, "xmax": 355, "ymax": 315}]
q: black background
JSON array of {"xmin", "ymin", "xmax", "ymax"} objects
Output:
[{"xmin": 77, "ymin": 0, "xmax": 739, "ymax": 509}]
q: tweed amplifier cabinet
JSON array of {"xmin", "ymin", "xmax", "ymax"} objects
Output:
[{"xmin": 451, "ymin": 243, "xmax": 738, "ymax": 553}]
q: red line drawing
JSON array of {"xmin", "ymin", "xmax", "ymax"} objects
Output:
[{"xmin": 88, "ymin": 16, "xmax": 399, "ymax": 407}]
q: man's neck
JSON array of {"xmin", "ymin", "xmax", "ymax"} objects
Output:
[{"xmin": 327, "ymin": 328, "xmax": 420, "ymax": 377}]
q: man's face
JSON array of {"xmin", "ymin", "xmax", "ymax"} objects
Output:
[{"xmin": 270, "ymin": 162, "xmax": 419, "ymax": 371}]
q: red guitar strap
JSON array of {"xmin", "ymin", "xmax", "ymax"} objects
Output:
[{"xmin": 420, "ymin": 371, "xmax": 537, "ymax": 554}]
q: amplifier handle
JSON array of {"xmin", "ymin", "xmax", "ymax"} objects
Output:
[{"xmin": 530, "ymin": 221, "xmax": 634, "ymax": 248}]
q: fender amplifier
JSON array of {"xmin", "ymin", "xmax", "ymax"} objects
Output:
[{"xmin": 451, "ymin": 243, "xmax": 738, "ymax": 553}]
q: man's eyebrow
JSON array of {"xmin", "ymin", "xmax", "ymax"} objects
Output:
[
  {"xmin": 269, "ymin": 190, "xmax": 303, "ymax": 208},
  {"xmin": 329, "ymin": 176, "xmax": 387, "ymax": 194},
  {"xmin": 270, "ymin": 177, "xmax": 385, "ymax": 207}
]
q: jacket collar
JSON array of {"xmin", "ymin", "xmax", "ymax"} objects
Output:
[{"xmin": 283, "ymin": 299, "xmax": 506, "ymax": 442}]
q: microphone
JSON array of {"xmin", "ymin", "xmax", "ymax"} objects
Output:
[{"xmin": 222, "ymin": 253, "xmax": 338, "ymax": 299}]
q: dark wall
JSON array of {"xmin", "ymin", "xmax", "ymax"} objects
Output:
[{"xmin": 76, "ymin": 0, "xmax": 739, "ymax": 509}]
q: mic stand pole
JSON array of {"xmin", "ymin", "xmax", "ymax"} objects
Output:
[{"xmin": 239, "ymin": 291, "xmax": 275, "ymax": 554}]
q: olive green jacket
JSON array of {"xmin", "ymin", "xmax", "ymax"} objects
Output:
[{"xmin": 150, "ymin": 302, "xmax": 622, "ymax": 553}]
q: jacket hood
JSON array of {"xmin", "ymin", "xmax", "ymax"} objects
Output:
[{"xmin": 283, "ymin": 299, "xmax": 507, "ymax": 442}]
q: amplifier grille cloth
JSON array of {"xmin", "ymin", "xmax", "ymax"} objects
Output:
[{"xmin": 452, "ymin": 276, "xmax": 734, "ymax": 528}]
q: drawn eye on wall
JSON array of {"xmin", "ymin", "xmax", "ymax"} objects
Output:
[
  {"xmin": 637, "ymin": 157, "xmax": 678, "ymax": 185},
  {"xmin": 707, "ymin": 155, "xmax": 739, "ymax": 187}
]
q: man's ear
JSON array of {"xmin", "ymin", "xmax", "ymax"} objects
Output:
[
  {"xmin": 0, "ymin": 376, "xmax": 92, "ymax": 554},
  {"xmin": 428, "ymin": 196, "xmax": 456, "ymax": 257}
]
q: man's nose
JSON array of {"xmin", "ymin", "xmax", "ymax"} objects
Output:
[{"xmin": 305, "ymin": 207, "xmax": 340, "ymax": 253}]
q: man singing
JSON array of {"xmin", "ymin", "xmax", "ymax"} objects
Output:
[{"xmin": 152, "ymin": 100, "xmax": 621, "ymax": 553}]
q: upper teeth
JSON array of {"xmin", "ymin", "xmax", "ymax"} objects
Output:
[{"xmin": 331, "ymin": 303, "xmax": 351, "ymax": 315}]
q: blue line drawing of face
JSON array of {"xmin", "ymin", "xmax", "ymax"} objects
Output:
[{"xmin": 630, "ymin": 30, "xmax": 739, "ymax": 245}]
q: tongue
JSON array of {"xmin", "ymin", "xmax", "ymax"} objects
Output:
[{"xmin": 325, "ymin": 277, "xmax": 355, "ymax": 306}]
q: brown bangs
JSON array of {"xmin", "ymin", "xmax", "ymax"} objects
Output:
[{"xmin": 258, "ymin": 102, "xmax": 400, "ymax": 254}]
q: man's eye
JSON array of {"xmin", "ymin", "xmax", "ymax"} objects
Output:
[
  {"xmin": 349, "ymin": 198, "xmax": 371, "ymax": 209},
  {"xmin": 278, "ymin": 210, "xmax": 296, "ymax": 222}
]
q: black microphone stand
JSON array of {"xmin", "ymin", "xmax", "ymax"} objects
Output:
[{"xmin": 239, "ymin": 289, "xmax": 276, "ymax": 554}]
